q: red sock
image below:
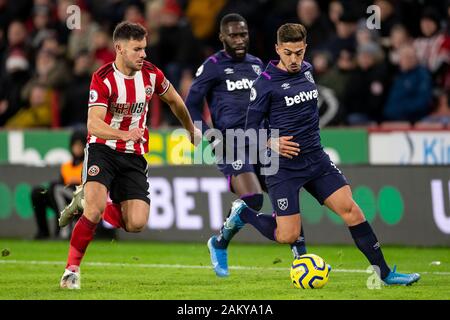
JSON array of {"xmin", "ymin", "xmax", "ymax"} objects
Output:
[
  {"xmin": 102, "ymin": 202, "xmax": 126, "ymax": 229},
  {"xmin": 66, "ymin": 215, "xmax": 97, "ymax": 269}
]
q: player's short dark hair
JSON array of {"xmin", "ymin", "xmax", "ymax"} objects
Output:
[
  {"xmin": 220, "ymin": 13, "xmax": 247, "ymax": 32},
  {"xmin": 277, "ymin": 23, "xmax": 307, "ymax": 44},
  {"xmin": 113, "ymin": 21, "xmax": 147, "ymax": 42}
]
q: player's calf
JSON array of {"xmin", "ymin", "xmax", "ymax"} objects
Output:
[
  {"xmin": 274, "ymin": 214, "xmax": 301, "ymax": 244},
  {"xmin": 336, "ymin": 201, "xmax": 365, "ymax": 226}
]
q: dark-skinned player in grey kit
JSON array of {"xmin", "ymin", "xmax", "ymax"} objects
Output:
[{"xmin": 222, "ymin": 23, "xmax": 420, "ymax": 286}]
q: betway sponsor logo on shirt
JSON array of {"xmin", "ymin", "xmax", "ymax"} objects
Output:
[
  {"xmin": 226, "ymin": 79, "xmax": 254, "ymax": 91},
  {"xmin": 284, "ymin": 89, "xmax": 318, "ymax": 106}
]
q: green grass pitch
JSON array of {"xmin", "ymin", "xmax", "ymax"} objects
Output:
[{"xmin": 0, "ymin": 239, "xmax": 449, "ymax": 300}]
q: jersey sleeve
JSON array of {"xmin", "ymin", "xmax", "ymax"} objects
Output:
[
  {"xmin": 245, "ymin": 77, "xmax": 271, "ymax": 130},
  {"xmin": 88, "ymin": 73, "xmax": 110, "ymax": 108},
  {"xmin": 155, "ymin": 67, "xmax": 171, "ymax": 96},
  {"xmin": 185, "ymin": 58, "xmax": 219, "ymax": 134}
]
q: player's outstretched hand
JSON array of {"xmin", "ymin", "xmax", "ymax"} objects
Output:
[
  {"xmin": 268, "ymin": 136, "xmax": 300, "ymax": 159},
  {"xmin": 123, "ymin": 128, "xmax": 145, "ymax": 142},
  {"xmin": 189, "ymin": 126, "xmax": 203, "ymax": 146}
]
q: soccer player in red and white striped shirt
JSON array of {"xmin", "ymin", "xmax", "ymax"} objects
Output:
[{"xmin": 59, "ymin": 21, "xmax": 201, "ymax": 289}]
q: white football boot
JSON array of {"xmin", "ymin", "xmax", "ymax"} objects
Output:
[
  {"xmin": 59, "ymin": 185, "xmax": 84, "ymax": 227},
  {"xmin": 60, "ymin": 267, "xmax": 81, "ymax": 289}
]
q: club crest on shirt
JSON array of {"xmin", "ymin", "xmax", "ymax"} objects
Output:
[
  {"xmin": 250, "ymin": 87, "xmax": 257, "ymax": 101},
  {"xmin": 89, "ymin": 90, "xmax": 98, "ymax": 103},
  {"xmin": 304, "ymin": 71, "xmax": 315, "ymax": 83},
  {"xmin": 277, "ymin": 198, "xmax": 289, "ymax": 210},
  {"xmin": 252, "ymin": 64, "xmax": 261, "ymax": 75},
  {"xmin": 88, "ymin": 165, "xmax": 100, "ymax": 176},
  {"xmin": 145, "ymin": 85, "xmax": 153, "ymax": 97}
]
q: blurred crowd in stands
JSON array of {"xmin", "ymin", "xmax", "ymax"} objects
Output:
[{"xmin": 0, "ymin": 0, "xmax": 449, "ymax": 130}]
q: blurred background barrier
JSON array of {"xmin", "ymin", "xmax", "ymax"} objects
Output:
[
  {"xmin": 0, "ymin": 128, "xmax": 368, "ymax": 165},
  {"xmin": 1, "ymin": 163, "xmax": 449, "ymax": 245},
  {"xmin": 369, "ymin": 129, "xmax": 450, "ymax": 164},
  {"xmin": 4, "ymin": 127, "xmax": 450, "ymax": 166},
  {"xmin": 0, "ymin": 128, "xmax": 368, "ymax": 166}
]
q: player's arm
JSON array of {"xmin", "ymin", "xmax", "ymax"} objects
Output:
[
  {"xmin": 154, "ymin": 66, "xmax": 201, "ymax": 145},
  {"xmin": 160, "ymin": 85, "xmax": 202, "ymax": 146},
  {"xmin": 244, "ymin": 82, "xmax": 269, "ymax": 163},
  {"xmin": 87, "ymin": 106, "xmax": 143, "ymax": 142},
  {"xmin": 245, "ymin": 85, "xmax": 267, "ymax": 130},
  {"xmin": 185, "ymin": 60, "xmax": 219, "ymax": 135}
]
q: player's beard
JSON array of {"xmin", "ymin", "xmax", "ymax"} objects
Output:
[
  {"xmin": 288, "ymin": 63, "xmax": 301, "ymax": 73},
  {"xmin": 281, "ymin": 59, "xmax": 301, "ymax": 73},
  {"xmin": 224, "ymin": 41, "xmax": 248, "ymax": 61},
  {"xmin": 135, "ymin": 58, "xmax": 145, "ymax": 70},
  {"xmin": 124, "ymin": 57, "xmax": 142, "ymax": 72},
  {"xmin": 132, "ymin": 61, "xmax": 143, "ymax": 71}
]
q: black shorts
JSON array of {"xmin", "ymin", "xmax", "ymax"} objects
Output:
[
  {"xmin": 82, "ymin": 143, "xmax": 150, "ymax": 205},
  {"xmin": 216, "ymin": 139, "xmax": 268, "ymax": 193},
  {"xmin": 218, "ymin": 162, "xmax": 268, "ymax": 194}
]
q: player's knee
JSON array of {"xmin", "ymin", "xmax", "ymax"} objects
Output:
[
  {"xmin": 125, "ymin": 215, "xmax": 148, "ymax": 233},
  {"xmin": 93, "ymin": 203, "xmax": 106, "ymax": 215},
  {"xmin": 84, "ymin": 200, "xmax": 106, "ymax": 222},
  {"xmin": 241, "ymin": 193, "xmax": 264, "ymax": 211},
  {"xmin": 340, "ymin": 201, "xmax": 364, "ymax": 225},
  {"xmin": 276, "ymin": 230, "xmax": 300, "ymax": 244},
  {"xmin": 125, "ymin": 221, "xmax": 146, "ymax": 233}
]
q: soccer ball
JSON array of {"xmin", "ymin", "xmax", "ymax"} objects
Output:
[{"xmin": 290, "ymin": 254, "xmax": 331, "ymax": 289}]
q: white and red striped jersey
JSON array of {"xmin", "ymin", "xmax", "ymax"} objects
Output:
[{"xmin": 87, "ymin": 61, "xmax": 170, "ymax": 154}]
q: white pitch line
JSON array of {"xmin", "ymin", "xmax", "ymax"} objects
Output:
[{"xmin": 0, "ymin": 259, "xmax": 449, "ymax": 275}]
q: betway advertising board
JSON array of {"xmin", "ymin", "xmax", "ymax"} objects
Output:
[
  {"xmin": 370, "ymin": 131, "xmax": 450, "ymax": 165},
  {"xmin": 1, "ymin": 164, "xmax": 449, "ymax": 245}
]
